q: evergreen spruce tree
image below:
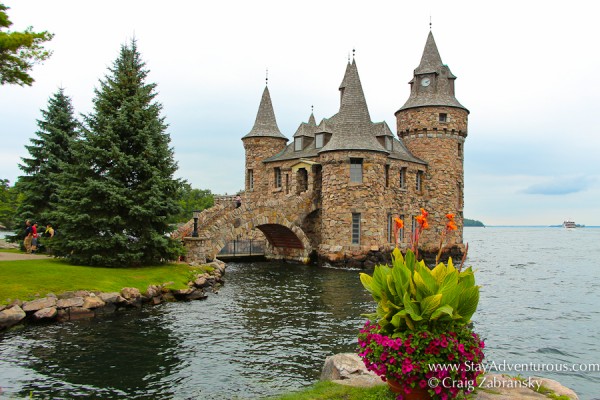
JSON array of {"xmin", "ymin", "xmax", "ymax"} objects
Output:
[
  {"xmin": 52, "ymin": 39, "xmax": 183, "ymax": 266},
  {"xmin": 16, "ymin": 88, "xmax": 78, "ymax": 228}
]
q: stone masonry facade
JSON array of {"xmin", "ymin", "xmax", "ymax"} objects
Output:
[{"xmin": 183, "ymin": 31, "xmax": 468, "ymax": 267}]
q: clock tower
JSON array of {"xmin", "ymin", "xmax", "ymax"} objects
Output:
[{"xmin": 395, "ymin": 31, "xmax": 469, "ymax": 256}]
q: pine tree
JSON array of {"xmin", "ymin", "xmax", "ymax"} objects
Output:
[
  {"xmin": 52, "ymin": 39, "xmax": 183, "ymax": 266},
  {"xmin": 16, "ymin": 88, "xmax": 79, "ymax": 228}
]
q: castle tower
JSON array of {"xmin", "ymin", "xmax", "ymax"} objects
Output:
[
  {"xmin": 242, "ymin": 85, "xmax": 288, "ymax": 203},
  {"xmin": 395, "ymin": 31, "xmax": 468, "ymax": 253}
]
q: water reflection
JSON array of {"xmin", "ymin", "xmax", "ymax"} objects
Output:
[{"xmin": 1, "ymin": 308, "xmax": 185, "ymax": 399}]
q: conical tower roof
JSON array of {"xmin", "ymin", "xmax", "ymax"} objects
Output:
[
  {"xmin": 319, "ymin": 59, "xmax": 384, "ymax": 153},
  {"xmin": 243, "ymin": 86, "xmax": 287, "ymax": 139},
  {"xmin": 398, "ymin": 31, "xmax": 467, "ymax": 112}
]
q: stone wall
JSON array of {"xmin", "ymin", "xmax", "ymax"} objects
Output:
[
  {"xmin": 397, "ymin": 106, "xmax": 468, "ymax": 251},
  {"xmin": 243, "ymin": 136, "xmax": 288, "ymax": 205},
  {"xmin": 0, "ymin": 261, "xmax": 226, "ymax": 331}
]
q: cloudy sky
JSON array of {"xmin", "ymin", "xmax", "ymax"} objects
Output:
[{"xmin": 1, "ymin": 0, "xmax": 599, "ymax": 225}]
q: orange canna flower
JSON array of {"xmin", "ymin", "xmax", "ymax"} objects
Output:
[
  {"xmin": 446, "ymin": 220, "xmax": 458, "ymax": 231},
  {"xmin": 446, "ymin": 213, "xmax": 455, "ymax": 220},
  {"xmin": 394, "ymin": 217, "xmax": 404, "ymax": 230},
  {"xmin": 420, "ymin": 208, "xmax": 429, "ymax": 218},
  {"xmin": 416, "ymin": 214, "xmax": 429, "ymax": 229}
]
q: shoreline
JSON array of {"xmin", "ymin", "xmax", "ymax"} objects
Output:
[{"xmin": 0, "ymin": 259, "xmax": 227, "ymax": 331}]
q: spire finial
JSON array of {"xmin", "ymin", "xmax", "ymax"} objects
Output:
[
  {"xmin": 429, "ymin": 15, "xmax": 432, "ymax": 30},
  {"xmin": 265, "ymin": 68, "xmax": 269, "ymax": 85},
  {"xmin": 352, "ymin": 48, "xmax": 356, "ymax": 61},
  {"xmin": 311, "ymin": 105, "xmax": 314, "ymax": 114}
]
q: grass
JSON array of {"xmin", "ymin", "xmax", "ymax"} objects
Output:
[
  {"xmin": 0, "ymin": 257, "xmax": 207, "ymax": 305},
  {"xmin": 264, "ymin": 381, "xmax": 395, "ymax": 400}
]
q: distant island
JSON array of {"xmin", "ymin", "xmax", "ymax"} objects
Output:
[{"xmin": 464, "ymin": 218, "xmax": 485, "ymax": 227}]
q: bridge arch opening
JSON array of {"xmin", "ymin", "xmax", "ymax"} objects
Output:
[{"xmin": 257, "ymin": 224, "xmax": 304, "ymax": 249}]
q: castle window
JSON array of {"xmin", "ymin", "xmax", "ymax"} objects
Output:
[
  {"xmin": 400, "ymin": 167, "xmax": 407, "ymax": 189},
  {"xmin": 315, "ymin": 133, "xmax": 324, "ymax": 148},
  {"xmin": 350, "ymin": 158, "xmax": 363, "ymax": 183},
  {"xmin": 352, "ymin": 213, "xmax": 361, "ymax": 244},
  {"xmin": 247, "ymin": 169, "xmax": 254, "ymax": 190},
  {"xmin": 458, "ymin": 143, "xmax": 463, "ymax": 158},
  {"xmin": 416, "ymin": 171, "xmax": 423, "ymax": 193},
  {"xmin": 439, "ymin": 113, "xmax": 448, "ymax": 123},
  {"xmin": 385, "ymin": 136, "xmax": 392, "ymax": 151},
  {"xmin": 294, "ymin": 137, "xmax": 303, "ymax": 151},
  {"xmin": 274, "ymin": 167, "xmax": 282, "ymax": 188},
  {"xmin": 385, "ymin": 165, "xmax": 390, "ymax": 187},
  {"xmin": 296, "ymin": 168, "xmax": 308, "ymax": 194}
]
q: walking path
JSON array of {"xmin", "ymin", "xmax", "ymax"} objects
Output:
[{"xmin": 0, "ymin": 252, "xmax": 49, "ymax": 261}]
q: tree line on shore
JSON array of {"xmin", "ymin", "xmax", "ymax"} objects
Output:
[{"xmin": 2, "ymin": 39, "xmax": 213, "ymax": 267}]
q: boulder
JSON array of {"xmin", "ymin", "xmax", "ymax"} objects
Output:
[
  {"xmin": 146, "ymin": 285, "xmax": 161, "ymax": 298},
  {"xmin": 172, "ymin": 288, "xmax": 194, "ymax": 300},
  {"xmin": 94, "ymin": 303, "xmax": 117, "ymax": 316},
  {"xmin": 82, "ymin": 296, "xmax": 106, "ymax": 309},
  {"xmin": 531, "ymin": 376, "xmax": 579, "ymax": 400},
  {"xmin": 68, "ymin": 307, "xmax": 95, "ymax": 320},
  {"xmin": 56, "ymin": 309, "xmax": 69, "ymax": 322},
  {"xmin": 32, "ymin": 307, "xmax": 57, "ymax": 321},
  {"xmin": 98, "ymin": 292, "xmax": 124, "ymax": 304},
  {"xmin": 58, "ymin": 290, "xmax": 90, "ymax": 299},
  {"xmin": 56, "ymin": 297, "xmax": 84, "ymax": 309},
  {"xmin": 22, "ymin": 297, "xmax": 57, "ymax": 313},
  {"xmin": 320, "ymin": 353, "xmax": 381, "ymax": 388},
  {"xmin": 120, "ymin": 287, "xmax": 141, "ymax": 300},
  {"xmin": 193, "ymin": 276, "xmax": 209, "ymax": 288},
  {"xmin": 186, "ymin": 289, "xmax": 207, "ymax": 301},
  {"xmin": 0, "ymin": 305, "xmax": 26, "ymax": 329}
]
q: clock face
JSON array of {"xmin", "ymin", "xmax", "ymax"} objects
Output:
[{"xmin": 421, "ymin": 77, "xmax": 431, "ymax": 87}]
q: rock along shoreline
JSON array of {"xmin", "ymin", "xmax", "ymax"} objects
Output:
[
  {"xmin": 0, "ymin": 259, "xmax": 226, "ymax": 331},
  {"xmin": 321, "ymin": 353, "xmax": 580, "ymax": 399}
]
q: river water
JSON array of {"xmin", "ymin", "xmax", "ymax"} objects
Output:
[{"xmin": 0, "ymin": 227, "xmax": 599, "ymax": 399}]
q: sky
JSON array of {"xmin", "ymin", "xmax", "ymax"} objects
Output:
[{"xmin": 1, "ymin": 0, "xmax": 599, "ymax": 226}]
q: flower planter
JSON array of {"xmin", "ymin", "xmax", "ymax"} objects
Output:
[{"xmin": 387, "ymin": 378, "xmax": 432, "ymax": 399}]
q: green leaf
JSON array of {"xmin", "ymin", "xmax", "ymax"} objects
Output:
[
  {"xmin": 430, "ymin": 304, "xmax": 454, "ymax": 321},
  {"xmin": 456, "ymin": 286, "xmax": 480, "ymax": 323},
  {"xmin": 420, "ymin": 293, "xmax": 442, "ymax": 318},
  {"xmin": 403, "ymin": 292, "xmax": 423, "ymax": 322}
]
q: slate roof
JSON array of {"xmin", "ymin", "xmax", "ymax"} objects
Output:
[
  {"xmin": 262, "ymin": 59, "xmax": 425, "ymax": 165},
  {"xmin": 398, "ymin": 31, "xmax": 468, "ymax": 112},
  {"xmin": 242, "ymin": 86, "xmax": 288, "ymax": 140}
]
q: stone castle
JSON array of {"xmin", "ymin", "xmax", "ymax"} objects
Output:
[
  {"xmin": 239, "ymin": 31, "xmax": 467, "ymax": 266},
  {"xmin": 181, "ymin": 30, "xmax": 468, "ymax": 267}
]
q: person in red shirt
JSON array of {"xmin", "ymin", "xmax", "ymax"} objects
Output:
[{"xmin": 31, "ymin": 222, "xmax": 39, "ymax": 253}]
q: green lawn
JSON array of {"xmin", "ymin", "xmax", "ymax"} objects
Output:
[
  {"xmin": 265, "ymin": 381, "xmax": 394, "ymax": 400},
  {"xmin": 0, "ymin": 257, "xmax": 200, "ymax": 305}
]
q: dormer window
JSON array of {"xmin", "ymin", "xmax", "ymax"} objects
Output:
[
  {"xmin": 294, "ymin": 137, "xmax": 303, "ymax": 151},
  {"xmin": 385, "ymin": 136, "xmax": 392, "ymax": 151},
  {"xmin": 439, "ymin": 113, "xmax": 448, "ymax": 123},
  {"xmin": 315, "ymin": 133, "xmax": 324, "ymax": 149}
]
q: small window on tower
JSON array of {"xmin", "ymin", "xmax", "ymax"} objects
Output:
[
  {"xmin": 439, "ymin": 113, "xmax": 448, "ymax": 123},
  {"xmin": 294, "ymin": 137, "xmax": 303, "ymax": 151}
]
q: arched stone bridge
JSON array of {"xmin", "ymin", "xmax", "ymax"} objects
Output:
[{"xmin": 174, "ymin": 191, "xmax": 320, "ymax": 264}]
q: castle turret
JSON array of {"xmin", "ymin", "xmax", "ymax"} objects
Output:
[
  {"xmin": 242, "ymin": 85, "xmax": 288, "ymax": 202},
  {"xmin": 395, "ymin": 31, "xmax": 468, "ymax": 254}
]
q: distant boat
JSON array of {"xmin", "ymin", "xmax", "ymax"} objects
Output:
[{"xmin": 563, "ymin": 220, "xmax": 577, "ymax": 229}]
